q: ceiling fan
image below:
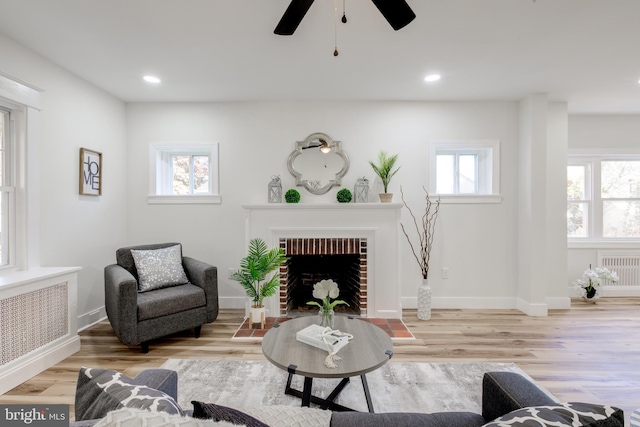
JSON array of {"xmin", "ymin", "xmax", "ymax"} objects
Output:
[{"xmin": 274, "ymin": 0, "xmax": 416, "ymax": 36}]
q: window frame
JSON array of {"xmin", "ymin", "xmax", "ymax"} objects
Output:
[
  {"xmin": 428, "ymin": 140, "xmax": 501, "ymax": 204},
  {"xmin": 568, "ymin": 154, "xmax": 640, "ymax": 243},
  {"xmin": 148, "ymin": 142, "xmax": 221, "ymax": 205}
]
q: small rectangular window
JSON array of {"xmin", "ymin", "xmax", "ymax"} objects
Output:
[
  {"xmin": 148, "ymin": 142, "xmax": 220, "ymax": 204},
  {"xmin": 429, "ymin": 140, "xmax": 500, "ymax": 202},
  {"xmin": 567, "ymin": 164, "xmax": 590, "ymax": 238}
]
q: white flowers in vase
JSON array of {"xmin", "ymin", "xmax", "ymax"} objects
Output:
[
  {"xmin": 307, "ymin": 279, "xmax": 349, "ymax": 327},
  {"xmin": 574, "ymin": 264, "xmax": 618, "ymax": 302}
]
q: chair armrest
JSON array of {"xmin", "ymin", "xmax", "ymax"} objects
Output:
[
  {"xmin": 183, "ymin": 257, "xmax": 218, "ymax": 322},
  {"xmin": 482, "ymin": 372, "xmax": 557, "ymax": 422},
  {"xmin": 104, "ymin": 264, "xmax": 139, "ymax": 345},
  {"xmin": 132, "ymin": 369, "xmax": 178, "ymax": 400}
]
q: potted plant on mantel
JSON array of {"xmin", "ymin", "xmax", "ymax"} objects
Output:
[
  {"xmin": 369, "ymin": 151, "xmax": 400, "ymax": 202},
  {"xmin": 400, "ymin": 186, "xmax": 441, "ymax": 320},
  {"xmin": 231, "ymin": 238, "xmax": 288, "ymax": 328}
]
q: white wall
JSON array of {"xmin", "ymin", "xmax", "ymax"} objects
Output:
[
  {"xmin": 0, "ymin": 34, "xmax": 129, "ymax": 329},
  {"xmin": 567, "ymin": 115, "xmax": 640, "ymax": 293},
  {"xmin": 126, "ymin": 101, "xmax": 532, "ymax": 310}
]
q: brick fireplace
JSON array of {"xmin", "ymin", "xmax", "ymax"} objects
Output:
[
  {"xmin": 243, "ymin": 203, "xmax": 403, "ymax": 319},
  {"xmin": 279, "ymin": 237, "xmax": 367, "ymax": 316}
]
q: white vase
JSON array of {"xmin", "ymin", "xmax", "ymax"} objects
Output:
[{"xmin": 417, "ymin": 278, "xmax": 432, "ymax": 320}]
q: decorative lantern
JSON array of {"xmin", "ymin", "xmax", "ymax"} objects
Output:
[
  {"xmin": 354, "ymin": 177, "xmax": 369, "ymax": 203},
  {"xmin": 268, "ymin": 176, "xmax": 282, "ymax": 203}
]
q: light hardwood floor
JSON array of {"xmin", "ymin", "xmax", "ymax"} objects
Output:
[{"xmin": 1, "ymin": 298, "xmax": 639, "ymax": 423}]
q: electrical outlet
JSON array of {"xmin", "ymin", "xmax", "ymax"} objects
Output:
[{"xmin": 441, "ymin": 267, "xmax": 449, "ymax": 279}]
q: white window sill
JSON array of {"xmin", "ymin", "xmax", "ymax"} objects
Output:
[
  {"xmin": 568, "ymin": 240, "xmax": 640, "ymax": 249},
  {"xmin": 434, "ymin": 194, "xmax": 503, "ymax": 204},
  {"xmin": 147, "ymin": 194, "xmax": 222, "ymax": 205}
]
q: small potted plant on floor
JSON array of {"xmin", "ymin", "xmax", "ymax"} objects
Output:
[
  {"xmin": 231, "ymin": 238, "xmax": 288, "ymax": 328},
  {"xmin": 369, "ymin": 151, "xmax": 400, "ymax": 202}
]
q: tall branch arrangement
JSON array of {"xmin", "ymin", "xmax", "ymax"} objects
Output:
[{"xmin": 400, "ymin": 187, "xmax": 441, "ymax": 280}]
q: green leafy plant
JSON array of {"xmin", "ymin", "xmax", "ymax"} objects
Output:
[
  {"xmin": 285, "ymin": 188, "xmax": 301, "ymax": 203},
  {"xmin": 369, "ymin": 151, "xmax": 400, "ymax": 193},
  {"xmin": 231, "ymin": 238, "xmax": 289, "ymax": 307},
  {"xmin": 336, "ymin": 188, "xmax": 352, "ymax": 203}
]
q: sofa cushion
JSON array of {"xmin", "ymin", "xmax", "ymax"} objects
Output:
[
  {"xmin": 482, "ymin": 402, "xmax": 624, "ymax": 427},
  {"xmin": 75, "ymin": 367, "xmax": 184, "ymax": 421},
  {"xmin": 131, "ymin": 244, "xmax": 189, "ymax": 292},
  {"xmin": 330, "ymin": 411, "xmax": 486, "ymax": 427},
  {"xmin": 136, "ymin": 283, "xmax": 206, "ymax": 321},
  {"xmin": 192, "ymin": 401, "xmax": 268, "ymax": 427}
]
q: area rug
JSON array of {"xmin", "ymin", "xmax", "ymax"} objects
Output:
[
  {"xmin": 160, "ymin": 359, "xmax": 548, "ymax": 414},
  {"xmin": 231, "ymin": 316, "xmax": 415, "ymax": 340}
]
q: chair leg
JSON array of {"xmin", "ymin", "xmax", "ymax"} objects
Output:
[
  {"xmin": 141, "ymin": 342, "xmax": 150, "ymax": 353},
  {"xmin": 194, "ymin": 325, "xmax": 202, "ymax": 338}
]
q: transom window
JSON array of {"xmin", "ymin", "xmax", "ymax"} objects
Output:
[
  {"xmin": 567, "ymin": 156, "xmax": 640, "ymax": 240},
  {"xmin": 148, "ymin": 142, "xmax": 220, "ymax": 204}
]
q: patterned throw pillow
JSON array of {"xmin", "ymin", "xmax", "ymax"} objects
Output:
[
  {"xmin": 94, "ymin": 408, "xmax": 235, "ymax": 427},
  {"xmin": 483, "ymin": 402, "xmax": 624, "ymax": 427},
  {"xmin": 75, "ymin": 367, "xmax": 184, "ymax": 421},
  {"xmin": 131, "ymin": 244, "xmax": 189, "ymax": 292}
]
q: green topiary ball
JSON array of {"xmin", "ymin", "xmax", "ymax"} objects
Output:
[
  {"xmin": 336, "ymin": 188, "xmax": 352, "ymax": 203},
  {"xmin": 284, "ymin": 188, "xmax": 301, "ymax": 203}
]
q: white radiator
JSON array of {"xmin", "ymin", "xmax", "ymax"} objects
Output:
[{"xmin": 598, "ymin": 251, "xmax": 640, "ymax": 287}]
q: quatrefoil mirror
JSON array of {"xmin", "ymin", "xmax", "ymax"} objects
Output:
[{"xmin": 287, "ymin": 132, "xmax": 350, "ymax": 195}]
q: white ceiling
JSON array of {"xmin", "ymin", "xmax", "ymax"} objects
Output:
[{"xmin": 1, "ymin": 0, "xmax": 639, "ymax": 113}]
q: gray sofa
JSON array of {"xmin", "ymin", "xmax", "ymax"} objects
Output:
[
  {"xmin": 105, "ymin": 242, "xmax": 218, "ymax": 353},
  {"xmin": 71, "ymin": 367, "xmax": 625, "ymax": 426}
]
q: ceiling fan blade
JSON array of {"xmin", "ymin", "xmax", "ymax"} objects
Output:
[
  {"xmin": 370, "ymin": 0, "xmax": 416, "ymax": 31},
  {"xmin": 274, "ymin": 0, "xmax": 315, "ymax": 35}
]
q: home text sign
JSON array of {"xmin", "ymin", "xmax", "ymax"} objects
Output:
[{"xmin": 79, "ymin": 148, "xmax": 102, "ymax": 196}]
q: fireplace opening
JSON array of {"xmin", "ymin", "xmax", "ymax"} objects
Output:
[{"xmin": 286, "ymin": 254, "xmax": 361, "ymax": 316}]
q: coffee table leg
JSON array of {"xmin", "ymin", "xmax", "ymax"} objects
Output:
[
  {"xmin": 301, "ymin": 376, "xmax": 313, "ymax": 407},
  {"xmin": 360, "ymin": 374, "xmax": 375, "ymax": 413}
]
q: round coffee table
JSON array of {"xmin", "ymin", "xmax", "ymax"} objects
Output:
[{"xmin": 262, "ymin": 315, "xmax": 393, "ymax": 412}]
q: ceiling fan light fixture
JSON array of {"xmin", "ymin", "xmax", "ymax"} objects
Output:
[
  {"xmin": 424, "ymin": 74, "xmax": 441, "ymax": 82},
  {"xmin": 319, "ymin": 140, "xmax": 332, "ymax": 153}
]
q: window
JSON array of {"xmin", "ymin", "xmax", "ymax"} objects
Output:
[
  {"xmin": 0, "ymin": 108, "xmax": 13, "ymax": 267},
  {"xmin": 148, "ymin": 142, "xmax": 220, "ymax": 204},
  {"xmin": 567, "ymin": 156, "xmax": 640, "ymax": 240},
  {"xmin": 429, "ymin": 140, "xmax": 501, "ymax": 202}
]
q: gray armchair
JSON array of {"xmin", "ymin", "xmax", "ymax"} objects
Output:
[{"xmin": 104, "ymin": 242, "xmax": 218, "ymax": 353}]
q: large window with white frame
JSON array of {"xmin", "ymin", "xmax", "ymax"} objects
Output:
[
  {"xmin": 428, "ymin": 140, "xmax": 501, "ymax": 202},
  {"xmin": 568, "ymin": 155, "xmax": 640, "ymax": 240},
  {"xmin": 0, "ymin": 107, "xmax": 13, "ymax": 267},
  {"xmin": 148, "ymin": 142, "xmax": 220, "ymax": 204}
]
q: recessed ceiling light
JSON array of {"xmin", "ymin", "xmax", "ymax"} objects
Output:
[
  {"xmin": 143, "ymin": 75, "xmax": 161, "ymax": 84},
  {"xmin": 424, "ymin": 74, "xmax": 441, "ymax": 82}
]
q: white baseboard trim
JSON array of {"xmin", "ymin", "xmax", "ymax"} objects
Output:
[
  {"xmin": 0, "ymin": 335, "xmax": 80, "ymax": 395},
  {"xmin": 77, "ymin": 307, "xmax": 108, "ymax": 332},
  {"xmin": 220, "ymin": 296, "xmax": 249, "ymax": 310},
  {"xmin": 516, "ymin": 298, "xmax": 549, "ymax": 316},
  {"xmin": 546, "ymin": 296, "xmax": 571, "ymax": 310}
]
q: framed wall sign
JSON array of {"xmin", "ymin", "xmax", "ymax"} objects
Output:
[{"xmin": 79, "ymin": 148, "xmax": 102, "ymax": 196}]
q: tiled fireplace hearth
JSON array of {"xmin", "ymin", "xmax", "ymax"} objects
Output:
[{"xmin": 243, "ymin": 203, "xmax": 403, "ymax": 319}]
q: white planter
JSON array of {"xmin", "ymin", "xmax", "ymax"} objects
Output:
[
  {"xmin": 249, "ymin": 305, "xmax": 266, "ymax": 329},
  {"xmin": 417, "ymin": 279, "xmax": 432, "ymax": 320}
]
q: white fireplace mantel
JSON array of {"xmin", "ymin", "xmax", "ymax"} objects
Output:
[{"xmin": 243, "ymin": 203, "xmax": 403, "ymax": 319}]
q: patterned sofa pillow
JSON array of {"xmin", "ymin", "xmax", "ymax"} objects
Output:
[
  {"xmin": 75, "ymin": 367, "xmax": 184, "ymax": 421},
  {"xmin": 483, "ymin": 402, "xmax": 624, "ymax": 427},
  {"xmin": 131, "ymin": 244, "xmax": 189, "ymax": 292}
]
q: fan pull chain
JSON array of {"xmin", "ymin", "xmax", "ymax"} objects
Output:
[
  {"xmin": 342, "ymin": 0, "xmax": 347, "ymax": 23},
  {"xmin": 333, "ymin": 0, "xmax": 339, "ymax": 56}
]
